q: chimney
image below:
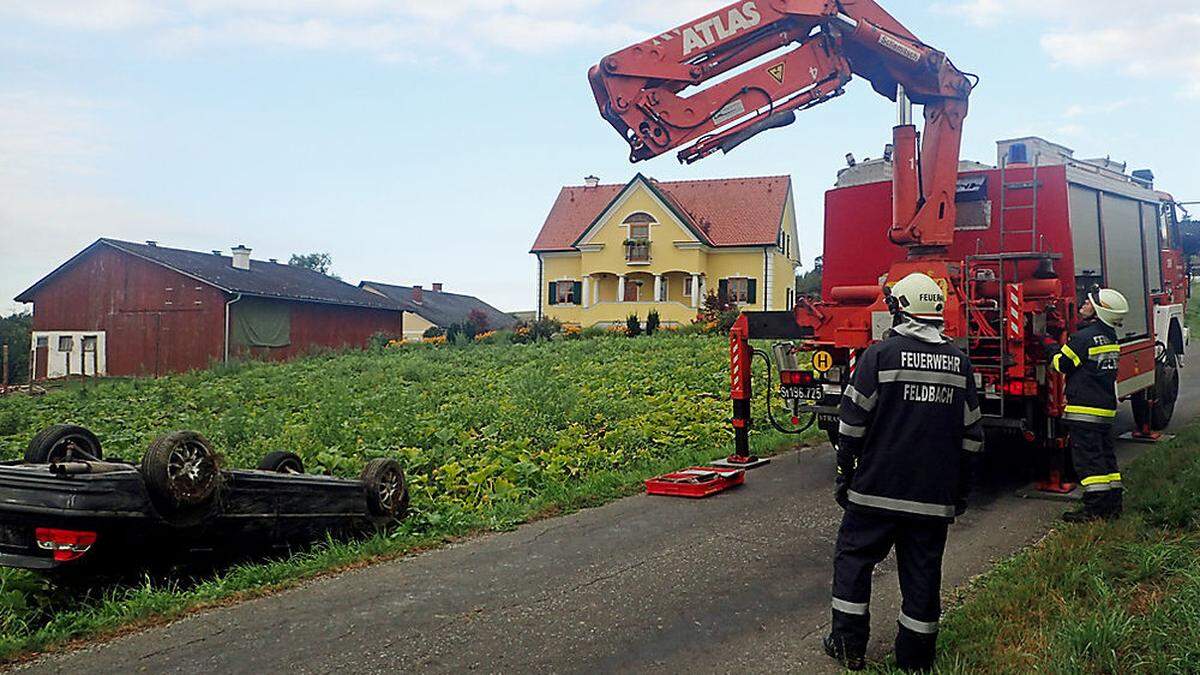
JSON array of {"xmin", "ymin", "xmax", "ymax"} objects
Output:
[
  {"xmin": 1131, "ymin": 169, "xmax": 1155, "ymax": 189},
  {"xmin": 146, "ymin": 240, "xmax": 157, "ymax": 247},
  {"xmin": 231, "ymin": 245, "xmax": 251, "ymax": 271},
  {"xmin": 412, "ymin": 285, "xmax": 423, "ymax": 303},
  {"xmin": 431, "ymin": 282, "xmax": 443, "ymax": 292},
  {"xmin": 584, "ymin": 175, "xmax": 600, "ymax": 188}
]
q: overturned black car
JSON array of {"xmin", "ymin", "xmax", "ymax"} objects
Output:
[{"xmin": 0, "ymin": 425, "xmax": 409, "ymax": 571}]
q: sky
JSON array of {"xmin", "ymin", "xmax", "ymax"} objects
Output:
[{"xmin": 1, "ymin": 0, "xmax": 1197, "ymax": 314}]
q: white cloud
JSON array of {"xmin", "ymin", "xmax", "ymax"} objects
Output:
[
  {"xmin": 936, "ymin": 1, "xmax": 1200, "ymax": 98},
  {"xmin": 0, "ymin": 91, "xmax": 199, "ymax": 313},
  {"xmin": 479, "ymin": 14, "xmax": 642, "ymax": 53},
  {"xmin": 0, "ymin": 0, "xmax": 664, "ymax": 62},
  {"xmin": 1063, "ymin": 98, "xmax": 1137, "ymax": 119},
  {"xmin": 2, "ymin": 0, "xmax": 171, "ymax": 31},
  {"xmin": 0, "ymin": 93, "xmax": 107, "ymax": 179}
]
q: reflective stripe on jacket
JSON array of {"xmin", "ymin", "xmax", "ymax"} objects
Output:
[{"xmin": 1050, "ymin": 320, "xmax": 1120, "ymax": 423}]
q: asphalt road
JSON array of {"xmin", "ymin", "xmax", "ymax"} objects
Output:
[{"xmin": 16, "ymin": 376, "xmax": 1199, "ymax": 674}]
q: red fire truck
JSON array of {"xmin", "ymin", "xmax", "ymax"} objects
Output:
[
  {"xmin": 798, "ymin": 138, "xmax": 1189, "ymax": 457},
  {"xmin": 587, "ymin": 0, "xmax": 1190, "ymax": 480}
]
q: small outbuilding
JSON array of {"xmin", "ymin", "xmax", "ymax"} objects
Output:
[
  {"xmin": 360, "ymin": 281, "xmax": 516, "ymax": 340},
  {"xmin": 15, "ymin": 239, "xmax": 403, "ymax": 378}
]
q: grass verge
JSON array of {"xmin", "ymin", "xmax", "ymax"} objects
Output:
[{"xmin": 917, "ymin": 421, "xmax": 1200, "ymax": 673}]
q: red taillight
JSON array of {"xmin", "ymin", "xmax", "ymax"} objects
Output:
[
  {"xmin": 780, "ymin": 370, "xmax": 814, "ymax": 385},
  {"xmin": 35, "ymin": 528, "xmax": 97, "ymax": 562}
]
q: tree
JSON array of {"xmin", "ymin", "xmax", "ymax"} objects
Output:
[
  {"xmin": 625, "ymin": 313, "xmax": 642, "ymax": 337},
  {"xmin": 0, "ymin": 312, "xmax": 32, "ymax": 384},
  {"xmin": 288, "ymin": 253, "xmax": 339, "ymax": 279},
  {"xmin": 795, "ymin": 255, "xmax": 823, "ymax": 296},
  {"xmin": 467, "ymin": 308, "xmax": 490, "ymax": 333},
  {"xmin": 645, "ymin": 309, "xmax": 660, "ymax": 335},
  {"xmin": 697, "ymin": 291, "xmax": 732, "ymax": 325}
]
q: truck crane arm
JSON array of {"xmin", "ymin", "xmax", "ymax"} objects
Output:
[{"xmin": 588, "ymin": 0, "xmax": 975, "ymax": 248}]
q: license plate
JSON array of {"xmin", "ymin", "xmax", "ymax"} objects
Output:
[
  {"xmin": 0, "ymin": 523, "xmax": 31, "ymax": 550},
  {"xmin": 780, "ymin": 385, "xmax": 823, "ymax": 402}
]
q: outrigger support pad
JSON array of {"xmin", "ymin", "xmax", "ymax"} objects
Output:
[
  {"xmin": 1119, "ymin": 430, "xmax": 1175, "ymax": 444},
  {"xmin": 710, "ymin": 454, "xmax": 771, "ymax": 470}
]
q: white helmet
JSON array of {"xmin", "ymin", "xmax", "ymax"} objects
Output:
[
  {"xmin": 1089, "ymin": 288, "xmax": 1129, "ymax": 328},
  {"xmin": 889, "ymin": 273, "xmax": 945, "ymax": 321}
]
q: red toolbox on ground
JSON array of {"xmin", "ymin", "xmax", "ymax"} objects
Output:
[{"xmin": 644, "ymin": 466, "xmax": 745, "ymax": 498}]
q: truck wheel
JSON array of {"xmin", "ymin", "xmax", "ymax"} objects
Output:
[
  {"xmin": 25, "ymin": 424, "xmax": 103, "ymax": 464},
  {"xmin": 141, "ymin": 431, "xmax": 221, "ymax": 516},
  {"xmin": 361, "ymin": 458, "xmax": 408, "ymax": 520},
  {"xmin": 1150, "ymin": 353, "xmax": 1179, "ymax": 431},
  {"xmin": 258, "ymin": 451, "xmax": 304, "ymax": 474}
]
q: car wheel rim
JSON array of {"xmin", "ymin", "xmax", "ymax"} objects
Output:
[
  {"xmin": 166, "ymin": 441, "xmax": 215, "ymax": 498},
  {"xmin": 377, "ymin": 468, "xmax": 402, "ymax": 513},
  {"xmin": 48, "ymin": 434, "xmax": 100, "ymax": 463}
]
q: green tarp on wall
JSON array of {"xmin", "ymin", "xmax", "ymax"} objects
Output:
[{"xmin": 231, "ymin": 298, "xmax": 291, "ymax": 348}]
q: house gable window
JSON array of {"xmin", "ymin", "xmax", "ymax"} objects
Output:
[
  {"xmin": 623, "ymin": 212, "xmax": 653, "ymax": 263},
  {"xmin": 623, "ymin": 212, "xmax": 654, "ymax": 240}
]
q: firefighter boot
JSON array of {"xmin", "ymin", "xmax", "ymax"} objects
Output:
[
  {"xmin": 894, "ymin": 625, "xmax": 937, "ymax": 672},
  {"xmin": 1103, "ymin": 489, "xmax": 1124, "ymax": 521},
  {"xmin": 823, "ymin": 634, "xmax": 866, "ymax": 671},
  {"xmin": 1062, "ymin": 508, "xmax": 1102, "ymax": 523}
]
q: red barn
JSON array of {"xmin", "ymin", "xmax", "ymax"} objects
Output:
[{"xmin": 14, "ymin": 239, "xmax": 403, "ymax": 378}]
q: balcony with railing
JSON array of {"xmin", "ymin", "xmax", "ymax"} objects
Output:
[{"xmin": 624, "ymin": 239, "xmax": 651, "ymax": 263}]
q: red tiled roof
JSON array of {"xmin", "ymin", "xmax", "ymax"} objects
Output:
[{"xmin": 530, "ymin": 174, "xmax": 791, "ymax": 252}]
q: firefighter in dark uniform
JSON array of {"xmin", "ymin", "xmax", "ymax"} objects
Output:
[
  {"xmin": 823, "ymin": 272, "xmax": 983, "ymax": 672},
  {"xmin": 1050, "ymin": 288, "xmax": 1129, "ymax": 522}
]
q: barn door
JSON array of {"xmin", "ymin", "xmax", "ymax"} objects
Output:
[
  {"xmin": 112, "ymin": 313, "xmax": 160, "ymax": 377},
  {"xmin": 34, "ymin": 340, "xmax": 47, "ymax": 380}
]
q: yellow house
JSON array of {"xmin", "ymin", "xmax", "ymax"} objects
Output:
[{"xmin": 530, "ymin": 173, "xmax": 800, "ymax": 326}]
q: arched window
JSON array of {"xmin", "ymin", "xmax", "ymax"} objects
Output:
[{"xmin": 622, "ymin": 212, "xmax": 655, "ymax": 242}]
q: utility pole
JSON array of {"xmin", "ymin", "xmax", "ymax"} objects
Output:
[{"xmin": 1, "ymin": 344, "xmax": 8, "ymax": 387}]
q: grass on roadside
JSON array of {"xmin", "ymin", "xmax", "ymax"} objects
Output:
[{"xmin": 925, "ymin": 422, "xmax": 1200, "ymax": 674}]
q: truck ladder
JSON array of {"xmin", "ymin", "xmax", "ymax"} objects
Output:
[{"xmin": 964, "ymin": 154, "xmax": 1057, "ymax": 420}]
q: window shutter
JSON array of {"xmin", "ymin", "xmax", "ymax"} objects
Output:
[
  {"xmin": 747, "ymin": 279, "xmax": 758, "ymax": 305},
  {"xmin": 717, "ymin": 279, "xmax": 729, "ymax": 305},
  {"xmin": 548, "ymin": 281, "xmax": 558, "ymax": 305},
  {"xmin": 572, "ymin": 281, "xmax": 582, "ymax": 305}
]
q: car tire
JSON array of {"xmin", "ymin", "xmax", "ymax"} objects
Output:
[
  {"xmin": 258, "ymin": 451, "xmax": 305, "ymax": 474},
  {"xmin": 25, "ymin": 424, "xmax": 103, "ymax": 464},
  {"xmin": 141, "ymin": 431, "xmax": 221, "ymax": 519},
  {"xmin": 361, "ymin": 458, "xmax": 408, "ymax": 521}
]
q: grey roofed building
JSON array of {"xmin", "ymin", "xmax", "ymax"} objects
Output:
[
  {"xmin": 16, "ymin": 238, "xmax": 396, "ymax": 310},
  {"xmin": 359, "ymin": 281, "xmax": 517, "ymax": 332}
]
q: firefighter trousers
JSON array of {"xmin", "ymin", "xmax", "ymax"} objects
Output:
[
  {"xmin": 1068, "ymin": 421, "xmax": 1122, "ymax": 515},
  {"xmin": 830, "ymin": 509, "xmax": 949, "ymax": 669}
]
